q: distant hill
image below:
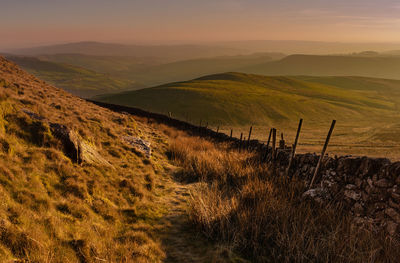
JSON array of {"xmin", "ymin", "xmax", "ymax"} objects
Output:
[
  {"xmin": 218, "ymin": 40, "xmax": 400, "ymax": 54},
  {"xmin": 6, "ymin": 53, "xmax": 286, "ymax": 94},
  {"xmin": 11, "ymin": 41, "xmax": 244, "ymax": 62},
  {"xmin": 119, "ymin": 52, "xmax": 285, "ymax": 86},
  {"xmin": 40, "ymin": 53, "xmax": 285, "ymax": 85},
  {"xmin": 5, "ymin": 55, "xmax": 137, "ymax": 97},
  {"xmin": 96, "ymin": 72, "xmax": 400, "ymax": 126},
  {"xmin": 242, "ymin": 54, "xmax": 400, "ymax": 80}
]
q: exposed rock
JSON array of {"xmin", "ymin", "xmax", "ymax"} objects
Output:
[
  {"xmin": 344, "ymin": 190, "xmax": 361, "ymax": 201},
  {"xmin": 22, "ymin": 109, "xmax": 110, "ymax": 166},
  {"xmin": 389, "ymin": 199, "xmax": 400, "ymax": 210},
  {"xmin": 50, "ymin": 123, "xmax": 111, "ymax": 166},
  {"xmin": 385, "ymin": 208, "xmax": 400, "ymax": 224},
  {"xmin": 374, "ymin": 179, "xmax": 393, "ymax": 188},
  {"xmin": 391, "ymin": 192, "xmax": 400, "ymax": 203},
  {"xmin": 22, "ymin": 108, "xmax": 45, "ymax": 121},
  {"xmin": 50, "ymin": 123, "xmax": 80, "ymax": 162},
  {"xmin": 122, "ymin": 136, "xmax": 151, "ymax": 157}
]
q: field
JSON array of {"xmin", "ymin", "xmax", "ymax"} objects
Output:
[{"xmin": 97, "ymin": 72, "xmax": 400, "ymax": 159}]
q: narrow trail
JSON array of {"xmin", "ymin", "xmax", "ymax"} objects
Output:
[{"xmin": 153, "ymin": 172, "xmax": 225, "ymax": 263}]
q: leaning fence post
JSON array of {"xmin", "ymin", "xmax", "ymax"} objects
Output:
[
  {"xmin": 272, "ymin": 128, "xmax": 277, "ymax": 160},
  {"xmin": 247, "ymin": 126, "xmax": 253, "ymax": 150},
  {"xmin": 285, "ymin": 119, "xmax": 303, "ymax": 178},
  {"xmin": 262, "ymin": 128, "xmax": 273, "ymax": 162},
  {"xmin": 230, "ymin": 129, "xmax": 233, "ymax": 138},
  {"xmin": 216, "ymin": 126, "xmax": 220, "ymax": 133},
  {"xmin": 309, "ymin": 120, "xmax": 336, "ymax": 189}
]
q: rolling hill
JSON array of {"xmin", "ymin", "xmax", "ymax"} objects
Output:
[
  {"xmin": 39, "ymin": 53, "xmax": 285, "ymax": 87},
  {"xmin": 5, "ymin": 53, "xmax": 285, "ymax": 94},
  {"xmin": 242, "ymin": 54, "xmax": 400, "ymax": 80},
  {"xmin": 96, "ymin": 72, "xmax": 400, "ymax": 126},
  {"xmin": 4, "ymin": 55, "xmax": 137, "ymax": 97}
]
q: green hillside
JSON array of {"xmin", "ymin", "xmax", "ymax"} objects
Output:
[
  {"xmin": 242, "ymin": 54, "xmax": 400, "ymax": 80},
  {"xmin": 40, "ymin": 53, "xmax": 284, "ymax": 87},
  {"xmin": 5, "ymin": 55, "xmax": 137, "ymax": 97},
  {"xmin": 96, "ymin": 72, "xmax": 400, "ymax": 126},
  {"xmin": 6, "ymin": 53, "xmax": 286, "ymax": 96}
]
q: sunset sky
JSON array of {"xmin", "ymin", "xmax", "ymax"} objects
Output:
[{"xmin": 1, "ymin": 0, "xmax": 400, "ymax": 48}]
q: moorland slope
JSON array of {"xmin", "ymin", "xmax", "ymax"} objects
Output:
[
  {"xmin": 97, "ymin": 72, "xmax": 400, "ymax": 126},
  {"xmin": 0, "ymin": 56, "xmax": 228, "ymax": 262}
]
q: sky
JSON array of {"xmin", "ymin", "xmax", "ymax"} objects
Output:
[{"xmin": 1, "ymin": 0, "xmax": 400, "ymax": 49}]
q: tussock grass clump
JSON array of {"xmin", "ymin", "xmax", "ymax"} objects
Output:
[{"xmin": 168, "ymin": 134, "xmax": 400, "ymax": 262}]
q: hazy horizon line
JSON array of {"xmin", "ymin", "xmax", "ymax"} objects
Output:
[{"xmin": 3, "ymin": 39, "xmax": 400, "ymax": 51}]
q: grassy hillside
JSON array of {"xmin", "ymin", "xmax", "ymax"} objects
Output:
[
  {"xmin": 7, "ymin": 53, "xmax": 286, "ymax": 95},
  {"xmin": 5, "ymin": 55, "xmax": 137, "ymax": 97},
  {"xmin": 40, "ymin": 52, "xmax": 285, "ymax": 86},
  {"xmin": 242, "ymin": 54, "xmax": 400, "ymax": 80},
  {"xmin": 97, "ymin": 72, "xmax": 400, "ymax": 126},
  {"xmin": 1, "ymin": 56, "xmax": 399, "ymax": 262},
  {"xmin": 97, "ymin": 72, "xmax": 400, "ymax": 158},
  {"xmin": 0, "ymin": 56, "xmax": 176, "ymax": 261}
]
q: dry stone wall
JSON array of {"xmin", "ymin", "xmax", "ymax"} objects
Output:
[{"xmin": 272, "ymin": 149, "xmax": 400, "ymax": 237}]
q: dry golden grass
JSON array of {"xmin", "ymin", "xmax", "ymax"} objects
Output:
[
  {"xmin": 3, "ymin": 55, "xmax": 400, "ymax": 262},
  {"xmin": 167, "ymin": 132, "xmax": 400, "ymax": 262},
  {"xmin": 0, "ymin": 57, "xmax": 171, "ymax": 262}
]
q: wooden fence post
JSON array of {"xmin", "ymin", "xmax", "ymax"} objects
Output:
[
  {"xmin": 285, "ymin": 119, "xmax": 303, "ymax": 178},
  {"xmin": 279, "ymin": 133, "xmax": 285, "ymax": 149},
  {"xmin": 230, "ymin": 129, "xmax": 233, "ymax": 138},
  {"xmin": 309, "ymin": 120, "xmax": 336, "ymax": 189},
  {"xmin": 262, "ymin": 128, "xmax": 273, "ymax": 162},
  {"xmin": 216, "ymin": 126, "xmax": 220, "ymax": 133},
  {"xmin": 247, "ymin": 126, "xmax": 253, "ymax": 149},
  {"xmin": 272, "ymin": 128, "xmax": 277, "ymax": 160}
]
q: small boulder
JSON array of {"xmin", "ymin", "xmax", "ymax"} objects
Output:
[
  {"xmin": 385, "ymin": 208, "xmax": 400, "ymax": 224},
  {"xmin": 302, "ymin": 188, "xmax": 331, "ymax": 203},
  {"xmin": 344, "ymin": 190, "xmax": 361, "ymax": 201},
  {"xmin": 50, "ymin": 123, "xmax": 111, "ymax": 166},
  {"xmin": 374, "ymin": 179, "xmax": 393, "ymax": 188},
  {"xmin": 122, "ymin": 136, "xmax": 151, "ymax": 157}
]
